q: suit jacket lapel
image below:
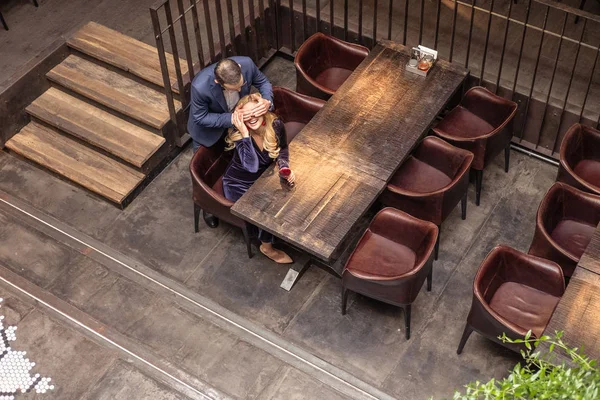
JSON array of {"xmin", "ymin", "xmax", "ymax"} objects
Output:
[{"xmin": 210, "ymin": 82, "xmax": 229, "ymax": 112}]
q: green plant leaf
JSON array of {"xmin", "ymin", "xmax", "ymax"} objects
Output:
[{"xmin": 444, "ymin": 332, "xmax": 599, "ymax": 400}]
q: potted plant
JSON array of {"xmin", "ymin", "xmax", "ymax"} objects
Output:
[{"xmin": 451, "ymin": 331, "xmax": 599, "ymax": 399}]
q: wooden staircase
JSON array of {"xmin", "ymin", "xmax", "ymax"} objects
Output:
[{"xmin": 5, "ymin": 22, "xmax": 187, "ymax": 207}]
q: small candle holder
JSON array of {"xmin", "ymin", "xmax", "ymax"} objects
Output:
[{"xmin": 406, "ymin": 46, "xmax": 437, "ymax": 77}]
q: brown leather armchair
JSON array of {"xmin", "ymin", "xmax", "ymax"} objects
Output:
[
  {"xmin": 457, "ymin": 245, "xmax": 564, "ymax": 354},
  {"xmin": 273, "ymin": 86, "xmax": 326, "ymax": 142},
  {"xmin": 294, "ymin": 32, "xmax": 369, "ymax": 100},
  {"xmin": 432, "ymin": 86, "xmax": 518, "ymax": 206},
  {"xmin": 528, "ymin": 182, "xmax": 600, "ymax": 278},
  {"xmin": 380, "ymin": 136, "xmax": 474, "ymax": 260},
  {"xmin": 341, "ymin": 208, "xmax": 438, "ymax": 340},
  {"xmin": 557, "ymin": 123, "xmax": 600, "ymax": 196},
  {"xmin": 189, "ymin": 144, "xmax": 254, "ymax": 257}
]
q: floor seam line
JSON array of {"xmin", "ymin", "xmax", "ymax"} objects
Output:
[
  {"xmin": 0, "ymin": 265, "xmax": 223, "ymax": 400},
  {"xmin": 380, "ymin": 169, "xmax": 525, "ymax": 386},
  {"xmin": 281, "ymin": 275, "xmax": 330, "ymax": 336},
  {"xmin": 419, "ymin": 160, "xmax": 537, "ymax": 332},
  {"xmin": 182, "ymin": 227, "xmax": 233, "ymax": 284},
  {"xmin": 0, "ymin": 192, "xmax": 394, "ymax": 400}
]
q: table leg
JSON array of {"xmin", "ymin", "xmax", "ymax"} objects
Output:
[
  {"xmin": 1, "ymin": 11, "xmax": 8, "ymax": 31},
  {"xmin": 280, "ymin": 258, "xmax": 311, "ymax": 291}
]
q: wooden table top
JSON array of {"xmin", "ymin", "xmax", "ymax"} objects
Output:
[
  {"xmin": 578, "ymin": 224, "xmax": 600, "ymax": 275},
  {"xmin": 231, "ymin": 41, "xmax": 468, "ymax": 262},
  {"xmin": 541, "ymin": 223, "xmax": 600, "ymax": 364},
  {"xmin": 542, "ymin": 267, "xmax": 600, "ymax": 364}
]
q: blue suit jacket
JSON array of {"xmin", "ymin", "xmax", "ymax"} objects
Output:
[{"xmin": 187, "ymin": 56, "xmax": 273, "ymax": 148}]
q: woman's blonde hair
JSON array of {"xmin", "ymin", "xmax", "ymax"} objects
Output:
[{"xmin": 225, "ymin": 93, "xmax": 280, "ymax": 159}]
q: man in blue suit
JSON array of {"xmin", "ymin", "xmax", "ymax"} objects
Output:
[
  {"xmin": 188, "ymin": 56, "xmax": 273, "ymax": 228},
  {"xmin": 187, "ymin": 56, "xmax": 273, "ymax": 152}
]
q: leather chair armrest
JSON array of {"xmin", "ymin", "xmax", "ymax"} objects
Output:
[
  {"xmin": 370, "ymin": 208, "xmax": 438, "ymax": 259},
  {"xmin": 468, "ymin": 295, "xmax": 531, "ymax": 341},
  {"xmin": 583, "ymin": 125, "xmax": 600, "ymax": 160},
  {"xmin": 560, "ymin": 124, "xmax": 584, "ymax": 171},
  {"xmin": 474, "ymin": 246, "xmax": 506, "ymax": 304},
  {"xmin": 479, "ymin": 246, "xmax": 565, "ymax": 298},
  {"xmin": 273, "ymin": 86, "xmax": 325, "ymax": 125},
  {"xmin": 329, "ymin": 37, "xmax": 369, "ymax": 70},
  {"xmin": 462, "ymin": 87, "xmax": 517, "ymax": 129},
  {"xmin": 536, "ymin": 183, "xmax": 565, "ymax": 238},
  {"xmin": 510, "ymin": 252, "xmax": 565, "ymax": 297},
  {"xmin": 416, "ymin": 136, "xmax": 474, "ymax": 180},
  {"xmin": 414, "ymin": 223, "xmax": 439, "ymax": 266}
]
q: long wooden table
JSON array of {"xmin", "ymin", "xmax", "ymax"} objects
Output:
[
  {"xmin": 541, "ymin": 224, "xmax": 600, "ymax": 363},
  {"xmin": 231, "ymin": 41, "xmax": 468, "ymax": 283}
]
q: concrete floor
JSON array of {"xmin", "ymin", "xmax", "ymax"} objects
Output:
[
  {"xmin": 0, "ymin": 1, "xmax": 568, "ymax": 399},
  {"xmin": 0, "ymin": 53, "xmax": 558, "ymax": 398}
]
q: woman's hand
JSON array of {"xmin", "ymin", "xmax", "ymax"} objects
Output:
[{"xmin": 232, "ymin": 110, "xmax": 249, "ymax": 137}]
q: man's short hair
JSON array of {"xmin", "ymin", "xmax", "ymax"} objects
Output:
[{"xmin": 214, "ymin": 59, "xmax": 242, "ymax": 85}]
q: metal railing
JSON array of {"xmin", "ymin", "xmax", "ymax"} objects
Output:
[
  {"xmin": 151, "ymin": 0, "xmax": 600, "ymax": 157},
  {"xmin": 150, "ymin": 0, "xmax": 277, "ymax": 145}
]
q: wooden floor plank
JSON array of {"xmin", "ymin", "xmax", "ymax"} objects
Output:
[
  {"xmin": 47, "ymin": 55, "xmax": 181, "ymax": 129},
  {"xmin": 26, "ymin": 87, "xmax": 165, "ymax": 168},
  {"xmin": 5, "ymin": 122, "xmax": 145, "ymax": 204},
  {"xmin": 67, "ymin": 22, "xmax": 187, "ymax": 93}
]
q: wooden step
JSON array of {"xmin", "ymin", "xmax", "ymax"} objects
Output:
[
  {"xmin": 67, "ymin": 22, "xmax": 187, "ymax": 93},
  {"xmin": 26, "ymin": 87, "xmax": 166, "ymax": 168},
  {"xmin": 5, "ymin": 122, "xmax": 145, "ymax": 205},
  {"xmin": 46, "ymin": 55, "xmax": 181, "ymax": 129}
]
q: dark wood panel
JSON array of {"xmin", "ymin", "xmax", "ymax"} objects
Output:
[
  {"xmin": 298, "ymin": 42, "xmax": 468, "ymax": 180},
  {"xmin": 5, "ymin": 122, "xmax": 144, "ymax": 205},
  {"xmin": 231, "ymin": 143, "xmax": 384, "ymax": 260},
  {"xmin": 67, "ymin": 22, "xmax": 188, "ymax": 92},
  {"xmin": 0, "ymin": 38, "xmax": 69, "ymax": 148},
  {"xmin": 542, "ymin": 268, "xmax": 600, "ymax": 364},
  {"xmin": 27, "ymin": 87, "xmax": 165, "ymax": 168},
  {"xmin": 46, "ymin": 55, "xmax": 181, "ymax": 130},
  {"xmin": 232, "ymin": 41, "xmax": 468, "ymax": 262}
]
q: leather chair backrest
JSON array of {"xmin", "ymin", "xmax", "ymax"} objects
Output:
[
  {"xmin": 296, "ymin": 33, "xmax": 369, "ymax": 78},
  {"xmin": 414, "ymin": 136, "xmax": 473, "ymax": 179},
  {"xmin": 562, "ymin": 124, "xmax": 600, "ymax": 167},
  {"xmin": 191, "ymin": 144, "xmax": 232, "ymax": 188},
  {"xmin": 273, "ymin": 86, "xmax": 325, "ymax": 126},
  {"xmin": 461, "ymin": 87, "xmax": 517, "ymax": 130},
  {"xmin": 539, "ymin": 182, "xmax": 600, "ymax": 233}
]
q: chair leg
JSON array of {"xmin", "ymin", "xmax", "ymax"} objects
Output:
[
  {"xmin": 242, "ymin": 224, "xmax": 253, "ymax": 259},
  {"xmin": 457, "ymin": 323, "xmax": 474, "ymax": 354},
  {"xmin": 32, "ymin": 0, "xmax": 39, "ymax": 6},
  {"xmin": 427, "ymin": 268, "xmax": 432, "ymax": 292},
  {"xmin": 0, "ymin": 11, "xmax": 7, "ymax": 31},
  {"xmin": 575, "ymin": 0, "xmax": 586, "ymax": 23},
  {"xmin": 504, "ymin": 145, "xmax": 510, "ymax": 173},
  {"xmin": 193, "ymin": 203, "xmax": 201, "ymax": 233},
  {"xmin": 341, "ymin": 287, "xmax": 349, "ymax": 315},
  {"xmin": 402, "ymin": 304, "xmax": 412, "ymax": 340},
  {"xmin": 434, "ymin": 225, "xmax": 441, "ymax": 261},
  {"xmin": 475, "ymin": 169, "xmax": 483, "ymax": 206},
  {"xmin": 461, "ymin": 191, "xmax": 467, "ymax": 220}
]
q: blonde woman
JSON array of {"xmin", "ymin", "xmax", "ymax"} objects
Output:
[{"xmin": 223, "ymin": 93, "xmax": 296, "ymax": 264}]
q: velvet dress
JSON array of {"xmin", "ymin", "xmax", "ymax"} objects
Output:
[{"xmin": 223, "ymin": 118, "xmax": 289, "ymax": 242}]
